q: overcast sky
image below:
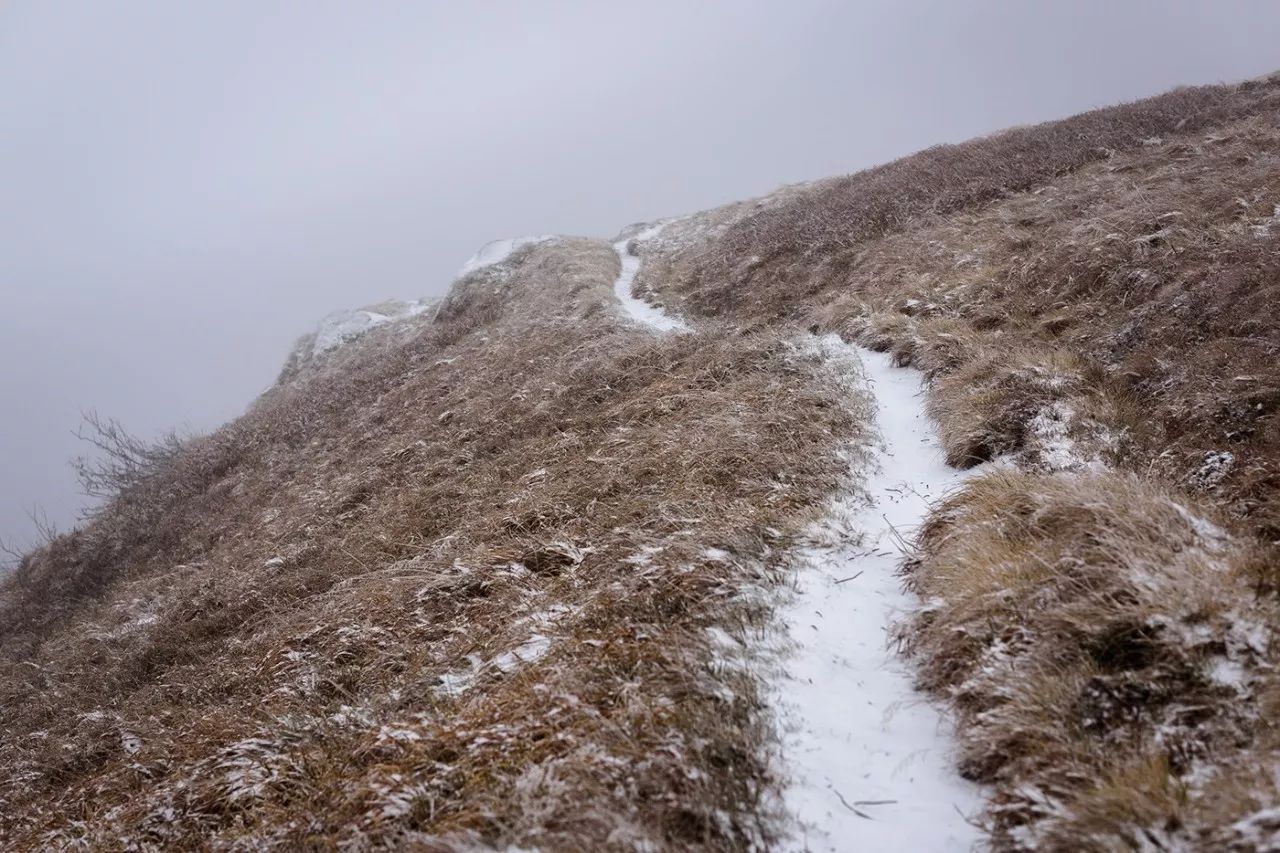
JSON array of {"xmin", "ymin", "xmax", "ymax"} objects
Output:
[{"xmin": 1, "ymin": 0, "xmax": 1277, "ymax": 552}]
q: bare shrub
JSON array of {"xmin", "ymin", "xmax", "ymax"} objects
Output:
[{"xmin": 72, "ymin": 411, "xmax": 186, "ymax": 502}]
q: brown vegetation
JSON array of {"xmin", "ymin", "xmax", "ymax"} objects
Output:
[
  {"xmin": 905, "ymin": 470, "xmax": 1277, "ymax": 849},
  {"xmin": 6, "ymin": 70, "xmax": 1280, "ymax": 850},
  {"xmin": 636, "ymin": 73, "xmax": 1280, "ymax": 849},
  {"xmin": 0, "ymin": 239, "xmax": 861, "ymax": 849}
]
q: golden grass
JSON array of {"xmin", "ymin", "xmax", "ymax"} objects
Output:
[
  {"xmin": 903, "ymin": 469, "xmax": 1277, "ymax": 848},
  {"xmin": 0, "ymin": 239, "xmax": 870, "ymax": 849},
  {"xmin": 649, "ymin": 89, "xmax": 1280, "ymax": 540},
  {"xmin": 8, "ymin": 72, "xmax": 1280, "ymax": 850},
  {"xmin": 632, "ymin": 74, "xmax": 1280, "ymax": 849}
]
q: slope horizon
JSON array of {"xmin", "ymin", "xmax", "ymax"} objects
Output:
[{"xmin": 3, "ymin": 0, "xmax": 1279, "ymax": 550}]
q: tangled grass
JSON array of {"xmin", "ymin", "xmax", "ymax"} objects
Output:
[
  {"xmin": 0, "ymin": 240, "xmax": 862, "ymax": 849},
  {"xmin": 8, "ymin": 70, "xmax": 1280, "ymax": 851},
  {"xmin": 904, "ymin": 470, "xmax": 1277, "ymax": 849}
]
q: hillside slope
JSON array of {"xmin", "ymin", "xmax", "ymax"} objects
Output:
[
  {"xmin": 1, "ymin": 237, "xmax": 869, "ymax": 849},
  {"xmin": 4, "ymin": 74, "xmax": 1280, "ymax": 851},
  {"xmin": 636, "ymin": 75, "xmax": 1280, "ymax": 849}
]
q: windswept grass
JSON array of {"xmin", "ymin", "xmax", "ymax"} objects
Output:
[
  {"xmin": 903, "ymin": 470, "xmax": 1277, "ymax": 849},
  {"xmin": 636, "ymin": 73, "xmax": 1280, "ymax": 849},
  {"xmin": 6, "ymin": 71, "xmax": 1280, "ymax": 851},
  {"xmin": 0, "ymin": 239, "xmax": 863, "ymax": 849}
]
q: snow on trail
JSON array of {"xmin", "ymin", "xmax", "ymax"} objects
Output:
[
  {"xmin": 604, "ymin": 226, "xmax": 978, "ymax": 845},
  {"xmin": 611, "ymin": 223, "xmax": 690, "ymax": 333},
  {"xmin": 773, "ymin": 337, "xmax": 983, "ymax": 851}
]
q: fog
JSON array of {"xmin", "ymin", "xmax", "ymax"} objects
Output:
[{"xmin": 1, "ymin": 0, "xmax": 1276, "ymax": 552}]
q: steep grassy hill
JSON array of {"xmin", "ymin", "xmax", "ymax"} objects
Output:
[{"xmin": 4, "ymin": 74, "xmax": 1280, "ymax": 851}]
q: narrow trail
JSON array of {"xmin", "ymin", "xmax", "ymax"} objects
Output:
[
  {"xmin": 772, "ymin": 340, "xmax": 983, "ymax": 852},
  {"xmin": 611, "ymin": 223, "xmax": 689, "ymax": 333},
  {"xmin": 608, "ymin": 229, "xmax": 981, "ymax": 850}
]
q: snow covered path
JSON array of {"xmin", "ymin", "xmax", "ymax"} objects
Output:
[
  {"xmin": 606, "ymin": 227, "xmax": 979, "ymax": 848},
  {"xmin": 773, "ymin": 339, "xmax": 982, "ymax": 852},
  {"xmin": 611, "ymin": 224, "xmax": 689, "ymax": 333}
]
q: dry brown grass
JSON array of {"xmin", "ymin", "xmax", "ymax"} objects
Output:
[
  {"xmin": 0, "ymin": 239, "xmax": 861, "ymax": 849},
  {"xmin": 631, "ymin": 73, "xmax": 1280, "ymax": 849},
  {"xmin": 663, "ymin": 75, "xmax": 1280, "ymax": 314},
  {"xmin": 648, "ymin": 80, "xmax": 1280, "ymax": 540},
  {"xmin": 9, "ymin": 71, "xmax": 1280, "ymax": 850},
  {"xmin": 903, "ymin": 469, "xmax": 1277, "ymax": 849}
]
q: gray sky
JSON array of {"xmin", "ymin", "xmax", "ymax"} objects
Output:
[{"xmin": 1, "ymin": 0, "xmax": 1277, "ymax": 552}]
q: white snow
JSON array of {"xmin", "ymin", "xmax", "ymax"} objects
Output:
[
  {"xmin": 611, "ymin": 223, "xmax": 690, "ymax": 333},
  {"xmin": 1209, "ymin": 656, "xmax": 1248, "ymax": 690},
  {"xmin": 1228, "ymin": 806, "xmax": 1280, "ymax": 849},
  {"xmin": 312, "ymin": 309, "xmax": 394, "ymax": 355},
  {"xmin": 310, "ymin": 299, "xmax": 435, "ymax": 357},
  {"xmin": 597, "ymin": 222, "xmax": 979, "ymax": 845},
  {"xmin": 434, "ymin": 633, "xmax": 555, "ymax": 698},
  {"xmin": 459, "ymin": 235, "xmax": 556, "ymax": 276},
  {"xmin": 436, "ymin": 665, "xmax": 479, "ymax": 698},
  {"xmin": 491, "ymin": 634, "xmax": 552, "ymax": 673},
  {"xmin": 121, "ymin": 731, "xmax": 143, "ymax": 755},
  {"xmin": 1164, "ymin": 499, "xmax": 1231, "ymax": 552},
  {"xmin": 1028, "ymin": 401, "xmax": 1083, "ymax": 471},
  {"xmin": 1192, "ymin": 450, "xmax": 1235, "ymax": 489},
  {"xmin": 771, "ymin": 339, "xmax": 983, "ymax": 852}
]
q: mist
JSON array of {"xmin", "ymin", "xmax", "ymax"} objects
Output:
[{"xmin": 1, "ymin": 0, "xmax": 1276, "ymax": 552}]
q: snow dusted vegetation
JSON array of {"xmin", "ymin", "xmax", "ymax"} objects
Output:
[
  {"xmin": 310, "ymin": 299, "xmax": 437, "ymax": 357},
  {"xmin": 458, "ymin": 235, "xmax": 557, "ymax": 276},
  {"xmin": 9, "ymin": 77, "xmax": 1280, "ymax": 850},
  {"xmin": 612, "ymin": 223, "xmax": 690, "ymax": 333}
]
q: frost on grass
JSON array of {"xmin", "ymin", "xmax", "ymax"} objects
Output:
[
  {"xmin": 276, "ymin": 297, "xmax": 438, "ymax": 383},
  {"xmin": 311, "ymin": 300, "xmax": 437, "ymax": 357},
  {"xmin": 1191, "ymin": 449, "xmax": 1236, "ymax": 490},
  {"xmin": 0, "ymin": 236, "xmax": 864, "ymax": 849},
  {"xmin": 612, "ymin": 222, "xmax": 690, "ymax": 333},
  {"xmin": 903, "ymin": 468, "xmax": 1280, "ymax": 848}
]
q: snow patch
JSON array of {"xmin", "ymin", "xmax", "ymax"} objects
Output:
[
  {"xmin": 311, "ymin": 299, "xmax": 435, "ymax": 357},
  {"xmin": 1250, "ymin": 204, "xmax": 1280, "ymax": 238},
  {"xmin": 435, "ymin": 631, "xmax": 557, "ymax": 698},
  {"xmin": 492, "ymin": 634, "xmax": 552, "ymax": 673},
  {"xmin": 1227, "ymin": 806, "xmax": 1280, "ymax": 849},
  {"xmin": 1026, "ymin": 400, "xmax": 1117, "ymax": 473},
  {"xmin": 1192, "ymin": 450, "xmax": 1235, "ymax": 489},
  {"xmin": 1164, "ymin": 499, "xmax": 1230, "ymax": 551},
  {"xmin": 1209, "ymin": 656, "xmax": 1248, "ymax": 690},
  {"xmin": 1028, "ymin": 402, "xmax": 1083, "ymax": 471},
  {"xmin": 435, "ymin": 666, "xmax": 479, "ymax": 698},
  {"xmin": 459, "ymin": 236, "xmax": 556, "ymax": 276}
]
